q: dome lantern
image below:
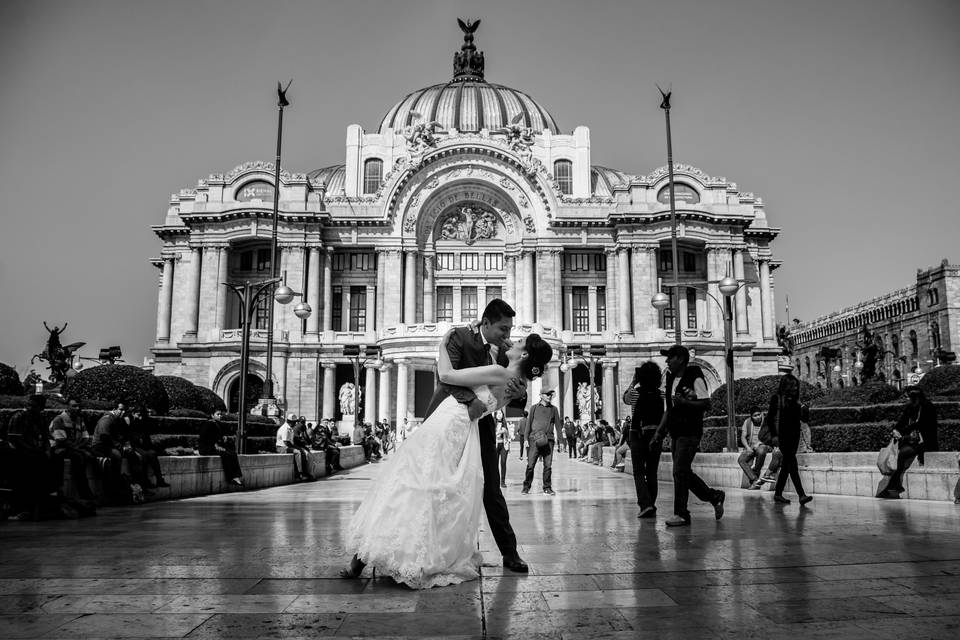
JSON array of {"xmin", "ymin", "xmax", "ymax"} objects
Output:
[{"xmin": 453, "ymin": 18, "xmax": 485, "ymax": 83}]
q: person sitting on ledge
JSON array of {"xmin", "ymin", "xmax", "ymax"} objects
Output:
[
  {"xmin": 882, "ymin": 386, "xmax": 939, "ymax": 499},
  {"xmin": 199, "ymin": 411, "xmax": 243, "ymax": 487},
  {"xmin": 277, "ymin": 413, "xmax": 312, "ymax": 480}
]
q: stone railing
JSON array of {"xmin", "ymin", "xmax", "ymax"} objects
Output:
[{"xmin": 219, "ymin": 329, "xmax": 289, "ymax": 342}]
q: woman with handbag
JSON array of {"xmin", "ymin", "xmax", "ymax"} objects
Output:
[
  {"xmin": 766, "ymin": 374, "xmax": 812, "ymax": 505},
  {"xmin": 882, "ymin": 386, "xmax": 939, "ymax": 498},
  {"xmin": 622, "ymin": 361, "xmax": 665, "ymax": 518}
]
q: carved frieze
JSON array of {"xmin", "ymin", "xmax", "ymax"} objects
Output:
[{"xmin": 438, "ymin": 205, "xmax": 498, "ymax": 245}]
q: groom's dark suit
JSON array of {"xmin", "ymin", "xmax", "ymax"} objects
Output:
[{"xmin": 424, "ymin": 324, "xmax": 520, "ymax": 561}]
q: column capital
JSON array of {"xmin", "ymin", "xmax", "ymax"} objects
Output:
[
  {"xmin": 403, "ymin": 247, "xmax": 419, "ymax": 256},
  {"xmin": 378, "ymin": 361, "xmax": 393, "ymax": 372},
  {"xmin": 321, "ymin": 362, "xmax": 337, "ymax": 370},
  {"xmin": 630, "ymin": 244, "xmax": 658, "ymax": 254},
  {"xmin": 394, "ymin": 358, "xmax": 409, "ymax": 365},
  {"xmin": 601, "ymin": 359, "xmax": 618, "ymax": 369},
  {"xmin": 604, "ymin": 246, "xmax": 618, "ymax": 257}
]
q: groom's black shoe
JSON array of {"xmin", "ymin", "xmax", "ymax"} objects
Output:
[{"xmin": 503, "ymin": 557, "xmax": 529, "ymax": 573}]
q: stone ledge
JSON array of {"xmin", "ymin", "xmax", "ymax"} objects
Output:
[
  {"xmin": 62, "ymin": 445, "xmax": 367, "ymax": 503},
  {"xmin": 623, "ymin": 450, "xmax": 960, "ymax": 502}
]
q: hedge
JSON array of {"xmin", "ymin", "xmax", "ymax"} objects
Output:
[
  {"xmin": 707, "ymin": 375, "xmax": 823, "ymax": 416},
  {"xmin": 157, "ymin": 376, "xmax": 204, "ymax": 412},
  {"xmin": 919, "ymin": 365, "xmax": 960, "ymax": 398},
  {"xmin": 169, "ymin": 408, "xmax": 210, "ymax": 419},
  {"xmin": 0, "ymin": 363, "xmax": 23, "ymax": 396},
  {"xmin": 815, "ymin": 382, "xmax": 904, "ymax": 407},
  {"xmin": 61, "ymin": 365, "xmax": 170, "ymax": 415},
  {"xmin": 195, "ymin": 386, "xmax": 226, "ymax": 414},
  {"xmin": 0, "ymin": 409, "xmax": 278, "ymax": 439}
]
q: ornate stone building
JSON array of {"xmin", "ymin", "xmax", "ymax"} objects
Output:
[
  {"xmin": 150, "ymin": 24, "xmax": 782, "ymax": 424},
  {"xmin": 790, "ymin": 260, "xmax": 959, "ymax": 389}
]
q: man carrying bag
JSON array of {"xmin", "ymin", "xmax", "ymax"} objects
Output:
[{"xmin": 521, "ymin": 389, "xmax": 561, "ymax": 496}]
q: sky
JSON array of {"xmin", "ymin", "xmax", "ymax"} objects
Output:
[{"xmin": 1, "ymin": 0, "xmax": 958, "ymax": 375}]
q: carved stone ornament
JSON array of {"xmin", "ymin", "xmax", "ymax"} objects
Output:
[
  {"xmin": 523, "ymin": 215, "xmax": 536, "ymax": 233},
  {"xmin": 438, "ymin": 205, "xmax": 498, "ymax": 245}
]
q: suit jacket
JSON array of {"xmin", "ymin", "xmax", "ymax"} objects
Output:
[
  {"xmin": 424, "ymin": 325, "xmax": 515, "ymax": 433},
  {"xmin": 523, "ymin": 402, "xmax": 561, "ymax": 442}
]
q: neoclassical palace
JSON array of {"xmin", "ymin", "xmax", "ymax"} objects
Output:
[
  {"xmin": 790, "ymin": 259, "xmax": 959, "ymax": 389},
  {"xmin": 150, "ymin": 23, "xmax": 782, "ymax": 424}
]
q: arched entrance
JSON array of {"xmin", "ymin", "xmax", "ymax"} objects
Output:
[{"xmin": 227, "ymin": 374, "xmax": 263, "ymax": 414}]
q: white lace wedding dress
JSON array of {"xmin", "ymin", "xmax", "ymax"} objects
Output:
[{"xmin": 345, "ymin": 386, "xmax": 500, "ymax": 589}]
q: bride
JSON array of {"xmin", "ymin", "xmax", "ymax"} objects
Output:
[{"xmin": 340, "ymin": 330, "xmax": 553, "ymax": 589}]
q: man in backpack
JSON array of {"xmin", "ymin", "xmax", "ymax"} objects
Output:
[{"xmin": 521, "ymin": 389, "xmax": 561, "ymax": 496}]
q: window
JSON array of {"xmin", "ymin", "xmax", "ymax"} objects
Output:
[
  {"xmin": 656, "ymin": 182, "xmax": 700, "ymax": 204},
  {"xmin": 563, "ymin": 253, "xmax": 590, "ymax": 271},
  {"xmin": 554, "ymin": 159, "xmax": 573, "ymax": 195},
  {"xmin": 349, "ymin": 286, "xmax": 366, "ymax": 331},
  {"xmin": 460, "ymin": 253, "xmax": 480, "ymax": 271},
  {"xmin": 350, "ymin": 253, "xmax": 374, "ymax": 271},
  {"xmin": 682, "ymin": 252, "xmax": 697, "ymax": 273},
  {"xmin": 659, "ymin": 289, "xmax": 676, "ymax": 331},
  {"xmin": 805, "ymin": 356, "xmax": 811, "ymax": 377},
  {"xmin": 256, "ymin": 249, "xmax": 271, "ymax": 272},
  {"xmin": 909, "ymin": 330, "xmax": 918, "ymax": 355},
  {"xmin": 686, "ymin": 288, "xmax": 698, "ymax": 329},
  {"xmin": 593, "ymin": 254, "xmax": 606, "ymax": 272},
  {"xmin": 892, "ymin": 334, "xmax": 900, "ymax": 358},
  {"xmin": 572, "ymin": 287, "xmax": 589, "ymax": 332},
  {"xmin": 436, "ymin": 253, "xmax": 456, "ymax": 271},
  {"xmin": 436, "ymin": 287, "xmax": 453, "ymax": 322},
  {"xmin": 239, "ymin": 250, "xmax": 253, "ymax": 271},
  {"xmin": 461, "ymin": 287, "xmax": 478, "ymax": 321},
  {"xmin": 332, "ymin": 253, "xmax": 346, "ymax": 271},
  {"xmin": 486, "ymin": 287, "xmax": 502, "ymax": 304},
  {"xmin": 363, "ymin": 158, "xmax": 383, "ymax": 195},
  {"xmin": 484, "ymin": 253, "xmax": 503, "ymax": 271},
  {"xmin": 931, "ymin": 321, "xmax": 942, "ymax": 351},
  {"xmin": 248, "ymin": 296, "xmax": 270, "ymax": 330},
  {"xmin": 597, "ymin": 286, "xmax": 607, "ymax": 332},
  {"xmin": 659, "ymin": 249, "xmax": 673, "ymax": 272},
  {"xmin": 332, "ymin": 286, "xmax": 342, "ymax": 331}
]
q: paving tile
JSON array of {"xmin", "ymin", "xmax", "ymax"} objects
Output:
[
  {"xmin": 0, "ymin": 613, "xmax": 81, "ymax": 638},
  {"xmin": 41, "ymin": 595, "xmax": 179, "ymax": 613},
  {"xmin": 0, "ymin": 594, "xmax": 61, "ymax": 614},
  {"xmin": 333, "ymin": 611, "xmax": 479, "ymax": 636},
  {"xmin": 154, "ymin": 594, "xmax": 298, "ymax": 614},
  {"xmin": 484, "ymin": 608, "xmax": 631, "ymax": 637},
  {"xmin": 543, "ymin": 588, "xmax": 677, "ymax": 609},
  {"xmin": 184, "ymin": 613, "xmax": 345, "ymax": 637},
  {"xmin": 286, "ymin": 593, "xmax": 419, "ymax": 613},
  {"xmin": 482, "ymin": 574, "xmax": 600, "ymax": 593},
  {"xmin": 245, "ymin": 579, "xmax": 369, "ymax": 595},
  {"xmin": 39, "ymin": 613, "xmax": 212, "ymax": 638}
]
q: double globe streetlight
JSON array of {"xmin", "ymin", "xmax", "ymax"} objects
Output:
[
  {"xmin": 652, "ymin": 275, "xmax": 744, "ymax": 451},
  {"xmin": 225, "ymin": 277, "xmax": 310, "ymax": 453}
]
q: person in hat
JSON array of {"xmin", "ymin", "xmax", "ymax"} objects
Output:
[
  {"xmin": 521, "ymin": 388, "xmax": 561, "ymax": 496},
  {"xmin": 653, "ymin": 345, "xmax": 725, "ymax": 526},
  {"xmin": 882, "ymin": 385, "xmax": 939, "ymax": 498},
  {"xmin": 277, "ymin": 413, "xmax": 311, "ymax": 480}
]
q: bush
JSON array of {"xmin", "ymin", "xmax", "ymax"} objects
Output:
[
  {"xmin": 707, "ymin": 375, "xmax": 823, "ymax": 416},
  {"xmin": 919, "ymin": 365, "xmax": 960, "ymax": 398},
  {"xmin": 194, "ymin": 386, "xmax": 226, "ymax": 414},
  {"xmin": 169, "ymin": 408, "xmax": 210, "ymax": 419},
  {"xmin": 157, "ymin": 376, "xmax": 204, "ymax": 412},
  {"xmin": 61, "ymin": 365, "xmax": 170, "ymax": 415},
  {"xmin": 815, "ymin": 382, "xmax": 904, "ymax": 407},
  {"xmin": 0, "ymin": 363, "xmax": 23, "ymax": 396},
  {"xmin": 222, "ymin": 412, "xmax": 276, "ymax": 425}
]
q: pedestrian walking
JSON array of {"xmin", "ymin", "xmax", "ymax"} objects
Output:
[
  {"xmin": 521, "ymin": 389, "xmax": 560, "ymax": 496},
  {"xmin": 767, "ymin": 374, "xmax": 812, "ymax": 505},
  {"xmin": 623, "ymin": 361, "xmax": 664, "ymax": 518},
  {"xmin": 495, "ymin": 411, "xmax": 510, "ymax": 488}
]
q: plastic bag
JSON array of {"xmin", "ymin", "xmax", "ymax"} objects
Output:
[{"xmin": 877, "ymin": 438, "xmax": 898, "ymax": 476}]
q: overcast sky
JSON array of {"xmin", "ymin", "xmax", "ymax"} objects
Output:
[{"xmin": 1, "ymin": 0, "xmax": 958, "ymax": 374}]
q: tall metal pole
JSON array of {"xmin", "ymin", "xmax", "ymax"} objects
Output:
[
  {"xmin": 659, "ymin": 87, "xmax": 681, "ymax": 345},
  {"xmin": 263, "ymin": 81, "xmax": 291, "ymax": 405},
  {"xmin": 237, "ymin": 282, "xmax": 252, "ymax": 454},
  {"xmin": 724, "ymin": 295, "xmax": 737, "ymax": 451}
]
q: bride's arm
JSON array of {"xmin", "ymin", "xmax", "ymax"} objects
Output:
[{"xmin": 438, "ymin": 329, "xmax": 512, "ymax": 387}]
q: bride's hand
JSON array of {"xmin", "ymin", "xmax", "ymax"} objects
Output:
[{"xmin": 504, "ymin": 377, "xmax": 526, "ymax": 401}]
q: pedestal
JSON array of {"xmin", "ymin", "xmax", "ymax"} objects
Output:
[{"xmin": 253, "ymin": 397, "xmax": 283, "ymax": 424}]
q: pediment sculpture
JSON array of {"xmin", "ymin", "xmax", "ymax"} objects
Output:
[{"xmin": 438, "ymin": 206, "xmax": 498, "ymax": 245}]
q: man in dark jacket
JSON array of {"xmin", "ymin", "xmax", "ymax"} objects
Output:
[
  {"xmin": 654, "ymin": 345, "xmax": 725, "ymax": 526},
  {"xmin": 5, "ymin": 394, "xmax": 56, "ymax": 517},
  {"xmin": 521, "ymin": 389, "xmax": 561, "ymax": 496}
]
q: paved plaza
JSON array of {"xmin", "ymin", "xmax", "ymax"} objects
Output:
[{"xmin": 1, "ymin": 453, "xmax": 959, "ymax": 639}]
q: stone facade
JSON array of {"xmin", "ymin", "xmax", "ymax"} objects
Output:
[
  {"xmin": 150, "ymin": 25, "xmax": 781, "ymax": 425},
  {"xmin": 790, "ymin": 259, "xmax": 960, "ymax": 389}
]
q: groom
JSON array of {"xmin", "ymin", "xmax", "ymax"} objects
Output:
[{"xmin": 424, "ymin": 298, "xmax": 530, "ymax": 573}]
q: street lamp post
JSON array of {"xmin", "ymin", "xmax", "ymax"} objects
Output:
[
  {"xmin": 659, "ymin": 86, "xmax": 682, "ymax": 346},
  {"xmin": 653, "ymin": 276, "xmax": 745, "ymax": 451},
  {"xmin": 560, "ymin": 345, "xmax": 606, "ymax": 423},
  {"xmin": 225, "ymin": 277, "xmax": 310, "ymax": 453},
  {"xmin": 262, "ymin": 80, "xmax": 293, "ymax": 413}
]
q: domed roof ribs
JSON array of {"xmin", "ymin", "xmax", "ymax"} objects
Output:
[
  {"xmin": 491, "ymin": 83, "xmax": 510, "ymax": 131},
  {"xmin": 474, "ymin": 85, "xmax": 484, "ymax": 130},
  {"xmin": 430, "ymin": 81, "xmax": 452, "ymax": 125},
  {"xmin": 509, "ymin": 88, "xmax": 532, "ymax": 128},
  {"xmin": 453, "ymin": 82, "xmax": 466, "ymax": 131}
]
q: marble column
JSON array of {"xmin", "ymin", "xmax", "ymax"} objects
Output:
[
  {"xmin": 602, "ymin": 360, "xmax": 617, "ymax": 425},
  {"xmin": 617, "ymin": 247, "xmax": 632, "ymax": 333},
  {"xmin": 604, "ymin": 248, "xmax": 617, "ymax": 334},
  {"xmin": 395, "ymin": 359, "xmax": 410, "ymax": 424},
  {"xmin": 156, "ymin": 257, "xmax": 174, "ymax": 342},
  {"xmin": 305, "ymin": 246, "xmax": 321, "ymax": 335},
  {"xmin": 184, "ymin": 247, "xmax": 202, "ymax": 338},
  {"xmin": 365, "ymin": 285, "xmax": 376, "ymax": 332},
  {"xmin": 197, "ymin": 247, "xmax": 220, "ymax": 340},
  {"xmin": 553, "ymin": 249, "xmax": 563, "ymax": 329},
  {"xmin": 403, "ymin": 250, "xmax": 418, "ymax": 324},
  {"xmin": 382, "ymin": 250, "xmax": 403, "ymax": 327},
  {"xmin": 363, "ymin": 365, "xmax": 377, "ymax": 424},
  {"xmin": 522, "ymin": 250, "xmax": 536, "ymax": 323},
  {"xmin": 375, "ymin": 250, "xmax": 386, "ymax": 331},
  {"xmin": 587, "ymin": 286, "xmax": 599, "ymax": 333},
  {"xmin": 321, "ymin": 363, "xmax": 336, "ymax": 421},
  {"xmin": 505, "ymin": 254, "xmax": 517, "ymax": 307},
  {"xmin": 378, "ymin": 362, "xmax": 392, "ymax": 424},
  {"xmin": 423, "ymin": 254, "xmax": 435, "ymax": 323},
  {"xmin": 631, "ymin": 245, "xmax": 657, "ymax": 337},
  {"xmin": 535, "ymin": 250, "xmax": 556, "ymax": 328},
  {"xmin": 733, "ymin": 248, "xmax": 748, "ymax": 334},
  {"xmin": 321, "ymin": 249, "xmax": 333, "ymax": 332},
  {"xmin": 759, "ymin": 258, "xmax": 774, "ymax": 341},
  {"xmin": 215, "ymin": 247, "xmax": 229, "ymax": 333},
  {"xmin": 562, "ymin": 366, "xmax": 574, "ymax": 421}
]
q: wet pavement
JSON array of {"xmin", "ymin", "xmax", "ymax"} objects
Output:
[{"xmin": 1, "ymin": 450, "xmax": 959, "ymax": 639}]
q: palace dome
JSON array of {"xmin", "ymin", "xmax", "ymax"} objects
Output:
[{"xmin": 377, "ymin": 20, "xmax": 560, "ymax": 135}]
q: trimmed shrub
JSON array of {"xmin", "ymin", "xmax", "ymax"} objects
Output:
[
  {"xmin": 157, "ymin": 376, "xmax": 204, "ymax": 412},
  {"xmin": 919, "ymin": 365, "xmax": 960, "ymax": 398},
  {"xmin": 61, "ymin": 364, "xmax": 170, "ymax": 415},
  {"xmin": 195, "ymin": 386, "xmax": 226, "ymax": 414},
  {"xmin": 0, "ymin": 363, "xmax": 23, "ymax": 396},
  {"xmin": 815, "ymin": 382, "xmax": 904, "ymax": 407},
  {"xmin": 169, "ymin": 408, "xmax": 210, "ymax": 419},
  {"xmin": 222, "ymin": 412, "xmax": 276, "ymax": 426},
  {"xmin": 707, "ymin": 375, "xmax": 823, "ymax": 416}
]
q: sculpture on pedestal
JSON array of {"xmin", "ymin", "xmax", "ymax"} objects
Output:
[
  {"xmin": 31, "ymin": 322, "xmax": 85, "ymax": 385},
  {"xmin": 339, "ymin": 382, "xmax": 356, "ymax": 417}
]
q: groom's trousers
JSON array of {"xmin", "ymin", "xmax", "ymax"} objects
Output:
[{"xmin": 479, "ymin": 418, "xmax": 519, "ymax": 558}]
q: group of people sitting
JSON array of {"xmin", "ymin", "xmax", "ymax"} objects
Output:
[{"xmin": 1, "ymin": 395, "xmax": 169, "ymax": 520}]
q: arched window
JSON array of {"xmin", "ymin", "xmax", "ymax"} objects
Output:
[
  {"xmin": 805, "ymin": 356, "xmax": 811, "ymax": 377},
  {"xmin": 909, "ymin": 330, "xmax": 918, "ymax": 355},
  {"xmin": 363, "ymin": 158, "xmax": 383, "ymax": 195},
  {"xmin": 554, "ymin": 160, "xmax": 573, "ymax": 195},
  {"xmin": 931, "ymin": 322, "xmax": 942, "ymax": 351}
]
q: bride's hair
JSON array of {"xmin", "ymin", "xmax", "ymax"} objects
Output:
[{"xmin": 520, "ymin": 333, "xmax": 553, "ymax": 379}]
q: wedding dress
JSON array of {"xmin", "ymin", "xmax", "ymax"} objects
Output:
[{"xmin": 345, "ymin": 386, "xmax": 500, "ymax": 589}]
